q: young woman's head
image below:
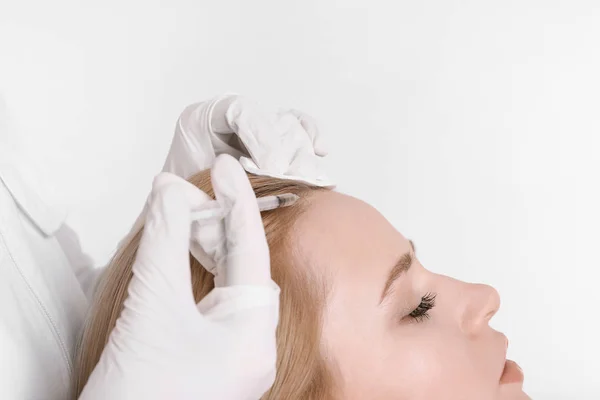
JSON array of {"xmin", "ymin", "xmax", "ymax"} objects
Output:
[
  {"xmin": 75, "ymin": 171, "xmax": 527, "ymax": 399},
  {"xmin": 297, "ymin": 190, "xmax": 527, "ymax": 399}
]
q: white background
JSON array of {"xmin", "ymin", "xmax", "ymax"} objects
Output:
[{"xmin": 1, "ymin": 1, "xmax": 599, "ymax": 398}]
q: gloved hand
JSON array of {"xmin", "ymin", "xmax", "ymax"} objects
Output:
[
  {"xmin": 79, "ymin": 155, "xmax": 280, "ymax": 400},
  {"xmin": 162, "ymin": 94, "xmax": 333, "ymax": 187},
  {"xmin": 213, "ymin": 94, "xmax": 329, "ymax": 185}
]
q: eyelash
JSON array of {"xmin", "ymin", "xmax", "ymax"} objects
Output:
[{"xmin": 408, "ymin": 292, "xmax": 437, "ymax": 323}]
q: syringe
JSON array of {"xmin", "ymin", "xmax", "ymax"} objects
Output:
[{"xmin": 190, "ymin": 193, "xmax": 300, "ymax": 222}]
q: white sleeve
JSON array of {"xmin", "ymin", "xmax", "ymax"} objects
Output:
[{"xmin": 54, "ymin": 223, "xmax": 105, "ymax": 301}]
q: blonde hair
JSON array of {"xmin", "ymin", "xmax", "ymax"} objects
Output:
[{"xmin": 74, "ymin": 170, "xmax": 335, "ymax": 399}]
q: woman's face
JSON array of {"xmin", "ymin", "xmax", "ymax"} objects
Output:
[{"xmin": 295, "ymin": 191, "xmax": 529, "ymax": 400}]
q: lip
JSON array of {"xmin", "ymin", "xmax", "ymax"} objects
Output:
[
  {"xmin": 500, "ymin": 359, "xmax": 524, "ymax": 384},
  {"xmin": 498, "ymin": 334, "xmax": 524, "ymax": 385}
]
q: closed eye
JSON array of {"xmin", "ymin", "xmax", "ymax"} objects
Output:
[{"xmin": 407, "ymin": 292, "xmax": 437, "ymax": 323}]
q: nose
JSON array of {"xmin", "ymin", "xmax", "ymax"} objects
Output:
[{"xmin": 460, "ymin": 283, "xmax": 501, "ymax": 336}]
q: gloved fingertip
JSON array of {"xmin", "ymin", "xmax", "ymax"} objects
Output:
[
  {"xmin": 211, "ymin": 154, "xmax": 252, "ymax": 199},
  {"xmin": 313, "ymin": 135, "xmax": 329, "ymax": 156},
  {"xmin": 291, "ymin": 109, "xmax": 328, "ymax": 157},
  {"xmin": 294, "ymin": 111, "xmax": 319, "ymax": 137},
  {"xmin": 151, "ymin": 172, "xmax": 182, "ymax": 193},
  {"xmin": 151, "ymin": 172, "xmax": 212, "ymax": 211}
]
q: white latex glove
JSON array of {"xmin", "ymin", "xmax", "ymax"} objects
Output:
[
  {"xmin": 217, "ymin": 95, "xmax": 328, "ymax": 183},
  {"xmin": 162, "ymin": 94, "xmax": 333, "ymax": 187},
  {"xmin": 79, "ymin": 155, "xmax": 280, "ymax": 400}
]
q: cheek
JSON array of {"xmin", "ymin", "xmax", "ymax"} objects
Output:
[
  {"xmin": 327, "ymin": 321, "xmax": 500, "ymax": 400},
  {"xmin": 332, "ymin": 328, "xmax": 456, "ymax": 399},
  {"xmin": 371, "ymin": 328, "xmax": 495, "ymax": 400},
  {"xmin": 379, "ymin": 331, "xmax": 452, "ymax": 398}
]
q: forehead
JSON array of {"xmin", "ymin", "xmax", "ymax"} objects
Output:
[
  {"xmin": 292, "ymin": 191, "xmax": 413, "ymax": 388},
  {"xmin": 293, "ymin": 190, "xmax": 407, "ymax": 292}
]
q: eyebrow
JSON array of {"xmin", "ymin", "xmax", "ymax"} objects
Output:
[{"xmin": 379, "ymin": 240, "xmax": 416, "ymax": 305}]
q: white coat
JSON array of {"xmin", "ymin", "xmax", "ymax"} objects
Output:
[{"xmin": 0, "ymin": 143, "xmax": 90, "ymax": 400}]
